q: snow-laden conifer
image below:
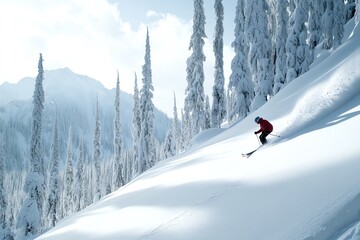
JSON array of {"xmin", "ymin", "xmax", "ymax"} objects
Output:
[
  {"xmin": 93, "ymin": 98, "xmax": 102, "ymax": 201},
  {"xmin": 172, "ymin": 93, "xmax": 181, "ymax": 154},
  {"xmin": 244, "ymin": 0, "xmax": 273, "ymax": 111},
  {"xmin": 163, "ymin": 129, "xmax": 176, "ymax": 159},
  {"xmin": 0, "ymin": 141, "xmax": 11, "ymax": 239},
  {"xmin": 228, "ymin": 0, "xmax": 253, "ymax": 122},
  {"xmin": 181, "ymin": 107, "xmax": 192, "ymax": 151},
  {"xmin": 139, "ymin": 29, "xmax": 156, "ymax": 173},
  {"xmin": 273, "ymin": 0, "xmax": 289, "ymax": 94},
  {"xmin": 132, "ymin": 73, "xmax": 141, "ymax": 176},
  {"xmin": 204, "ymin": 96, "xmax": 211, "ymax": 129},
  {"xmin": 17, "ymin": 53, "xmax": 46, "ymax": 237},
  {"xmin": 0, "ymin": 141, "xmax": 5, "ymax": 227},
  {"xmin": 63, "ymin": 127, "xmax": 74, "ymax": 217},
  {"xmin": 113, "ymin": 71, "xmax": 124, "ymax": 189},
  {"xmin": 212, "ymin": 0, "xmax": 226, "ymax": 128},
  {"xmin": 0, "ymin": 140, "xmax": 14, "ymax": 240},
  {"xmin": 74, "ymin": 136, "xmax": 85, "ymax": 212},
  {"xmin": 333, "ymin": 0, "xmax": 345, "ymax": 49},
  {"xmin": 322, "ymin": 0, "xmax": 345, "ymax": 50},
  {"xmin": 357, "ymin": 0, "xmax": 360, "ymax": 24},
  {"xmin": 286, "ymin": 0, "xmax": 311, "ymax": 83},
  {"xmin": 308, "ymin": 0, "xmax": 323, "ymax": 50},
  {"xmin": 185, "ymin": 0, "xmax": 206, "ymax": 135},
  {"xmin": 45, "ymin": 116, "xmax": 61, "ymax": 227}
]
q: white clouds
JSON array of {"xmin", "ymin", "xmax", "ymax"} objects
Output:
[{"xmin": 0, "ymin": 0, "xmax": 234, "ymax": 116}]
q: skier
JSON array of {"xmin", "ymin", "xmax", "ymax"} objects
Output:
[{"xmin": 254, "ymin": 116, "xmax": 273, "ymax": 144}]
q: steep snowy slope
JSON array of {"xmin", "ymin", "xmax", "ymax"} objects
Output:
[{"xmin": 38, "ymin": 22, "xmax": 360, "ymax": 240}]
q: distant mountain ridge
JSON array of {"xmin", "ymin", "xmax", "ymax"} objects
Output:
[{"xmin": 0, "ymin": 67, "xmax": 171, "ymax": 169}]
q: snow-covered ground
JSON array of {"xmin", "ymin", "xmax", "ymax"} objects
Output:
[{"xmin": 37, "ymin": 20, "xmax": 360, "ymax": 240}]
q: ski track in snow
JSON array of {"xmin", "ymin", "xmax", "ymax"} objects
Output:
[{"xmin": 138, "ymin": 182, "xmax": 239, "ymax": 240}]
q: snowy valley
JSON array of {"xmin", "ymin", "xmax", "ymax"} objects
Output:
[{"xmin": 0, "ymin": 68, "xmax": 171, "ymax": 169}]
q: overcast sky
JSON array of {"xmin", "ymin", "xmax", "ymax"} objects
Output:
[{"xmin": 0, "ymin": 0, "xmax": 236, "ymax": 116}]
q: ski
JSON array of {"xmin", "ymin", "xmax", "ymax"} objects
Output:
[{"xmin": 242, "ymin": 146, "xmax": 262, "ymax": 158}]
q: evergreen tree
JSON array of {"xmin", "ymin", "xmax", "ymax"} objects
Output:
[
  {"xmin": 172, "ymin": 93, "xmax": 181, "ymax": 154},
  {"xmin": 322, "ymin": 0, "xmax": 345, "ymax": 50},
  {"xmin": 322, "ymin": 0, "xmax": 345, "ymax": 49},
  {"xmin": 211, "ymin": 0, "xmax": 226, "ymax": 128},
  {"xmin": 181, "ymin": 107, "xmax": 192, "ymax": 151},
  {"xmin": 308, "ymin": 0, "xmax": 323, "ymax": 50},
  {"xmin": 333, "ymin": 0, "xmax": 345, "ymax": 49},
  {"xmin": 113, "ymin": 71, "xmax": 124, "ymax": 189},
  {"xmin": 0, "ymin": 141, "xmax": 14, "ymax": 240},
  {"xmin": 93, "ymin": 98, "xmax": 102, "ymax": 201},
  {"xmin": 228, "ymin": 0, "xmax": 253, "ymax": 122},
  {"xmin": 204, "ymin": 96, "xmax": 211, "ymax": 129},
  {"xmin": 0, "ymin": 141, "xmax": 6, "ymax": 231},
  {"xmin": 185, "ymin": 0, "xmax": 206, "ymax": 135},
  {"xmin": 132, "ymin": 73, "xmax": 141, "ymax": 176},
  {"xmin": 163, "ymin": 129, "xmax": 176, "ymax": 159},
  {"xmin": 63, "ymin": 127, "xmax": 74, "ymax": 217},
  {"xmin": 45, "ymin": 116, "xmax": 61, "ymax": 227},
  {"xmin": 74, "ymin": 136, "xmax": 85, "ymax": 212},
  {"xmin": 345, "ymin": 0, "xmax": 356, "ymax": 22},
  {"xmin": 139, "ymin": 28, "xmax": 156, "ymax": 173},
  {"xmin": 286, "ymin": 0, "xmax": 311, "ymax": 83},
  {"xmin": 244, "ymin": 0, "xmax": 273, "ymax": 111},
  {"xmin": 273, "ymin": 0, "xmax": 289, "ymax": 94},
  {"xmin": 357, "ymin": 0, "xmax": 360, "ymax": 24},
  {"xmin": 17, "ymin": 53, "xmax": 46, "ymax": 237},
  {"xmin": 104, "ymin": 162, "xmax": 112, "ymax": 195}
]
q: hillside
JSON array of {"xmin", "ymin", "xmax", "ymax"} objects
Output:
[
  {"xmin": 37, "ymin": 20, "xmax": 360, "ymax": 240},
  {"xmin": 0, "ymin": 68, "xmax": 171, "ymax": 169}
]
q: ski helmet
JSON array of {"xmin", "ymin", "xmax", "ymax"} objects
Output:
[{"xmin": 255, "ymin": 116, "xmax": 260, "ymax": 123}]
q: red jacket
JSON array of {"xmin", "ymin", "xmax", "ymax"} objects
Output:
[{"xmin": 255, "ymin": 118, "xmax": 273, "ymax": 134}]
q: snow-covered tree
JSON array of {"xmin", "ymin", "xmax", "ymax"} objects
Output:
[
  {"xmin": 74, "ymin": 136, "xmax": 85, "ymax": 212},
  {"xmin": 0, "ymin": 141, "xmax": 6, "ymax": 230},
  {"xmin": 1, "ymin": 141, "xmax": 14, "ymax": 240},
  {"xmin": 211, "ymin": 0, "xmax": 226, "ymax": 128},
  {"xmin": 113, "ymin": 71, "xmax": 124, "ymax": 190},
  {"xmin": 132, "ymin": 73, "xmax": 141, "ymax": 176},
  {"xmin": 181, "ymin": 107, "xmax": 192, "ymax": 151},
  {"xmin": 204, "ymin": 96, "xmax": 211, "ymax": 129},
  {"xmin": 322, "ymin": 0, "xmax": 345, "ymax": 50},
  {"xmin": 286, "ymin": 0, "xmax": 311, "ymax": 83},
  {"xmin": 0, "ymin": 142, "xmax": 14, "ymax": 240},
  {"xmin": 308, "ymin": 0, "xmax": 323, "ymax": 50},
  {"xmin": 333, "ymin": 0, "xmax": 346, "ymax": 49},
  {"xmin": 139, "ymin": 28, "xmax": 156, "ymax": 173},
  {"xmin": 63, "ymin": 127, "xmax": 74, "ymax": 217},
  {"xmin": 172, "ymin": 93, "xmax": 181, "ymax": 154},
  {"xmin": 357, "ymin": 0, "xmax": 360, "ymax": 24},
  {"xmin": 244, "ymin": 0, "xmax": 273, "ymax": 111},
  {"xmin": 104, "ymin": 162, "xmax": 112, "ymax": 195},
  {"xmin": 17, "ymin": 53, "xmax": 46, "ymax": 237},
  {"xmin": 185, "ymin": 0, "xmax": 206, "ymax": 135},
  {"xmin": 93, "ymin": 98, "xmax": 102, "ymax": 201},
  {"xmin": 163, "ymin": 129, "xmax": 176, "ymax": 159},
  {"xmin": 228, "ymin": 0, "xmax": 253, "ymax": 122},
  {"xmin": 345, "ymin": 0, "xmax": 356, "ymax": 22},
  {"xmin": 273, "ymin": 0, "xmax": 289, "ymax": 94},
  {"xmin": 45, "ymin": 116, "xmax": 61, "ymax": 227}
]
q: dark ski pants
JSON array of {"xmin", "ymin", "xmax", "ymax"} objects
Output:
[{"xmin": 259, "ymin": 131, "xmax": 271, "ymax": 144}]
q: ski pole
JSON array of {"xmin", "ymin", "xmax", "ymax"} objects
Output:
[
  {"xmin": 255, "ymin": 133, "xmax": 261, "ymax": 146},
  {"xmin": 269, "ymin": 133, "xmax": 281, "ymax": 138}
]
